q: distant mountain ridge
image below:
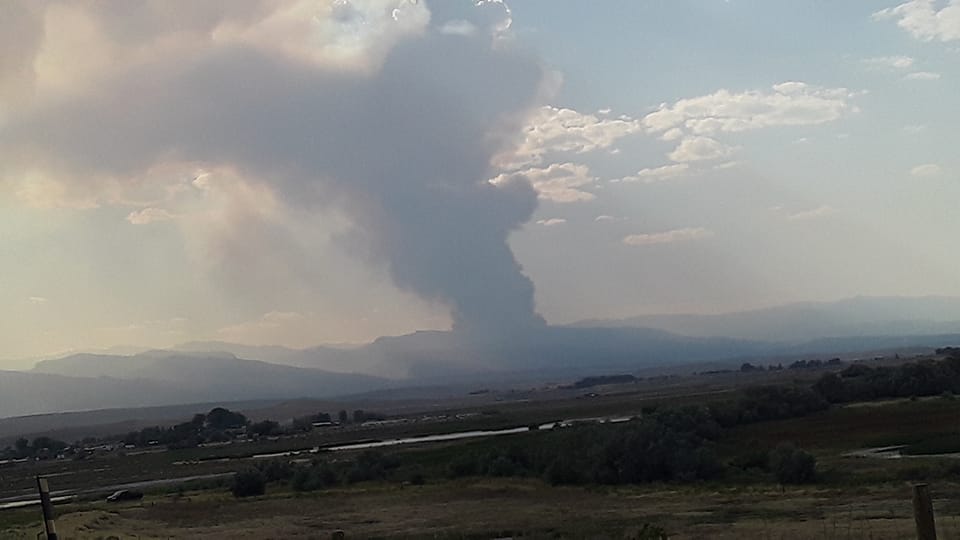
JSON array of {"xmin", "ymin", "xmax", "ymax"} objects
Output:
[
  {"xmin": 7, "ymin": 296, "xmax": 960, "ymax": 418},
  {"xmin": 571, "ymin": 296, "xmax": 960, "ymax": 343},
  {"xmin": 1, "ymin": 351, "xmax": 394, "ymax": 418},
  {"xmin": 3, "ymin": 327, "xmax": 769, "ymax": 417}
]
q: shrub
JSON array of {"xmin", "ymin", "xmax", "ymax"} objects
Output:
[
  {"xmin": 544, "ymin": 455, "xmax": 582, "ymax": 485},
  {"xmin": 448, "ymin": 453, "xmax": 479, "ymax": 478},
  {"xmin": 231, "ymin": 469, "xmax": 266, "ymax": 497},
  {"xmin": 408, "ymin": 469, "xmax": 426, "ymax": 485},
  {"xmin": 769, "ymin": 443, "xmax": 816, "ymax": 484},
  {"xmin": 256, "ymin": 459, "xmax": 294, "ymax": 482},
  {"xmin": 346, "ymin": 451, "xmax": 400, "ymax": 483},
  {"xmin": 292, "ymin": 459, "xmax": 338, "ymax": 491}
]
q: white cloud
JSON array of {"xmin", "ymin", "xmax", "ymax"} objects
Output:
[
  {"xmin": 594, "ymin": 215, "xmax": 617, "ymax": 222},
  {"xmin": 874, "ymin": 0, "xmax": 960, "ymax": 42},
  {"xmin": 617, "ymin": 163, "xmax": 690, "ymax": 183},
  {"xmin": 28, "ymin": 296, "xmax": 48, "ymax": 305},
  {"xmin": 904, "ymin": 124, "xmax": 927, "ymax": 133},
  {"xmin": 643, "ymin": 82, "xmax": 858, "ymax": 163},
  {"xmin": 623, "ymin": 227, "xmax": 714, "ymax": 246},
  {"xmin": 439, "ymin": 20, "xmax": 477, "ymax": 36},
  {"xmin": 713, "ymin": 160, "xmax": 741, "ymax": 170},
  {"xmin": 126, "ymin": 207, "xmax": 176, "ymax": 225},
  {"xmin": 490, "ymin": 162, "xmax": 596, "ymax": 203},
  {"xmin": 644, "ymin": 82, "xmax": 857, "ymax": 136},
  {"xmin": 863, "ymin": 55, "xmax": 915, "ymax": 69},
  {"xmin": 497, "ymin": 106, "xmax": 642, "ymax": 169},
  {"xmin": 904, "ymin": 71, "xmax": 941, "ymax": 80},
  {"xmin": 910, "ymin": 163, "xmax": 943, "ymax": 177},
  {"xmin": 660, "ymin": 127, "xmax": 685, "ymax": 141},
  {"xmin": 536, "ymin": 218, "xmax": 567, "ymax": 226},
  {"xmin": 786, "ymin": 205, "xmax": 836, "ymax": 221},
  {"xmin": 668, "ymin": 137, "xmax": 734, "ymax": 163}
]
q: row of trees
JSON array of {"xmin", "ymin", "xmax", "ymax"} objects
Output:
[
  {"xmin": 289, "ymin": 409, "xmax": 386, "ymax": 432},
  {"xmin": 231, "ymin": 349, "xmax": 958, "ymax": 497},
  {"xmin": 445, "ymin": 394, "xmax": 820, "ymax": 487},
  {"xmin": 814, "ymin": 354, "xmax": 960, "ymax": 403},
  {"xmin": 739, "ymin": 358, "xmax": 842, "ymax": 373},
  {"xmin": 1, "ymin": 436, "xmax": 68, "ymax": 460},
  {"xmin": 231, "ymin": 450, "xmax": 402, "ymax": 497},
  {"xmin": 7, "ymin": 404, "xmax": 395, "ymax": 459},
  {"xmin": 122, "ymin": 407, "xmax": 249, "ymax": 448}
]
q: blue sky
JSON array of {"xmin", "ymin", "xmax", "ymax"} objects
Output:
[{"xmin": 0, "ymin": 0, "xmax": 958, "ymax": 362}]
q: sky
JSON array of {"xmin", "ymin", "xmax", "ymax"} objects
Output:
[{"xmin": 1, "ymin": 0, "xmax": 959, "ymax": 363}]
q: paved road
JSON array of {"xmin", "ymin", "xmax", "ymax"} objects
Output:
[{"xmin": 0, "ymin": 472, "xmax": 233, "ymax": 510}]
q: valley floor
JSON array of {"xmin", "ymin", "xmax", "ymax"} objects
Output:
[{"xmin": 6, "ymin": 357, "xmax": 960, "ymax": 539}]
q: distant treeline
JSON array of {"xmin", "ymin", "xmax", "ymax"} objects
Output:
[
  {"xmin": 246, "ymin": 351, "xmax": 960, "ymax": 492},
  {"xmin": 564, "ymin": 374, "xmax": 638, "ymax": 389},
  {"xmin": 815, "ymin": 349, "xmax": 960, "ymax": 403},
  {"xmin": 123, "ymin": 407, "xmax": 250, "ymax": 449},
  {"xmin": 1, "ymin": 436, "xmax": 68, "ymax": 460},
  {"xmin": 234, "ymin": 382, "xmax": 827, "ymax": 497}
]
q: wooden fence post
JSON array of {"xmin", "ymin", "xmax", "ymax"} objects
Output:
[
  {"xmin": 913, "ymin": 483, "xmax": 937, "ymax": 540},
  {"xmin": 36, "ymin": 476, "xmax": 58, "ymax": 540}
]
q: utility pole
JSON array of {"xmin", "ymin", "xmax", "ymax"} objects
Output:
[
  {"xmin": 36, "ymin": 476, "xmax": 58, "ymax": 540},
  {"xmin": 913, "ymin": 483, "xmax": 937, "ymax": 540}
]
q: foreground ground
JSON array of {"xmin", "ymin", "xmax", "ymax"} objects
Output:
[
  {"xmin": 5, "ymin": 478, "xmax": 960, "ymax": 539},
  {"xmin": 5, "ymin": 359, "xmax": 960, "ymax": 538}
]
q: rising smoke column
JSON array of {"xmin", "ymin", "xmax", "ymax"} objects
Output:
[{"xmin": 0, "ymin": 1, "xmax": 547, "ymax": 336}]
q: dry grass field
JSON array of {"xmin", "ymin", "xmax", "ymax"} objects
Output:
[{"xmin": 7, "ymin": 478, "xmax": 960, "ymax": 539}]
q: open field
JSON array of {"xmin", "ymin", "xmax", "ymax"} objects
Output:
[
  {"xmin": 5, "ymin": 358, "xmax": 960, "ymax": 538},
  {"xmin": 7, "ymin": 478, "xmax": 960, "ymax": 539}
]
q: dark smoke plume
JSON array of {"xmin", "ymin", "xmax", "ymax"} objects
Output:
[{"xmin": 0, "ymin": 5, "xmax": 547, "ymax": 336}]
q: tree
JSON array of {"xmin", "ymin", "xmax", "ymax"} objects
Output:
[
  {"xmin": 248, "ymin": 420, "xmax": 281, "ymax": 437},
  {"xmin": 206, "ymin": 407, "xmax": 248, "ymax": 430},
  {"xmin": 353, "ymin": 410, "xmax": 366, "ymax": 424},
  {"xmin": 14, "ymin": 437, "xmax": 29, "ymax": 457},
  {"xmin": 231, "ymin": 469, "xmax": 266, "ymax": 497},
  {"xmin": 769, "ymin": 443, "xmax": 816, "ymax": 484},
  {"xmin": 338, "ymin": 410, "xmax": 349, "ymax": 424}
]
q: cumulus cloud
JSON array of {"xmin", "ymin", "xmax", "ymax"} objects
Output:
[
  {"xmin": 490, "ymin": 162, "xmax": 596, "ymax": 203},
  {"xmin": 904, "ymin": 71, "xmax": 942, "ymax": 80},
  {"xmin": 863, "ymin": 55, "xmax": 915, "ymax": 69},
  {"xmin": 623, "ymin": 227, "xmax": 714, "ymax": 246},
  {"xmin": 127, "ymin": 207, "xmax": 176, "ymax": 225},
  {"xmin": 644, "ymin": 82, "xmax": 858, "ymax": 136},
  {"xmin": 874, "ymin": 0, "xmax": 960, "ymax": 42},
  {"xmin": 713, "ymin": 160, "xmax": 741, "ymax": 170},
  {"xmin": 440, "ymin": 19, "xmax": 478, "ymax": 36},
  {"xmin": 643, "ymin": 82, "xmax": 858, "ymax": 163},
  {"xmin": 496, "ymin": 106, "xmax": 643, "ymax": 169},
  {"xmin": 786, "ymin": 205, "xmax": 836, "ymax": 221},
  {"xmin": 616, "ymin": 164, "xmax": 690, "ymax": 183},
  {"xmin": 0, "ymin": 1, "xmax": 549, "ymax": 337},
  {"xmin": 535, "ymin": 218, "xmax": 567, "ymax": 226},
  {"xmin": 910, "ymin": 163, "xmax": 943, "ymax": 177},
  {"xmin": 668, "ymin": 137, "xmax": 735, "ymax": 163}
]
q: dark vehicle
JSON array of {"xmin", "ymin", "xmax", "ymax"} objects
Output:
[{"xmin": 106, "ymin": 489, "xmax": 143, "ymax": 502}]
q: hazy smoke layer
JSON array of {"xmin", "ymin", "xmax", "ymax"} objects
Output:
[{"xmin": 0, "ymin": 1, "xmax": 547, "ymax": 336}]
